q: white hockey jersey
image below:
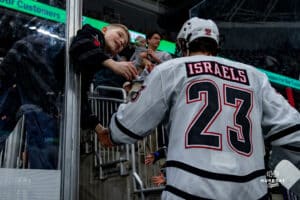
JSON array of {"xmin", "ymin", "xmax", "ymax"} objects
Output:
[{"xmin": 109, "ymin": 55, "xmax": 300, "ymax": 200}]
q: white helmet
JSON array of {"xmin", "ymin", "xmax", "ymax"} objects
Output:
[{"xmin": 176, "ymin": 17, "xmax": 219, "ymax": 53}]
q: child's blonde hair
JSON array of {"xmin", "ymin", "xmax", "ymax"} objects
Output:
[{"xmin": 107, "ymin": 24, "xmax": 131, "ymax": 47}]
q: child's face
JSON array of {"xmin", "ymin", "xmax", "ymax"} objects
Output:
[{"xmin": 103, "ymin": 27, "xmax": 128, "ymax": 55}]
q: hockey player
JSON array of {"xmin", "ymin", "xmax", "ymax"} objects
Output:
[{"xmin": 97, "ymin": 17, "xmax": 300, "ymax": 199}]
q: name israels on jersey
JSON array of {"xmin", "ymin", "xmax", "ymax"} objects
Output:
[
  {"xmin": 109, "ymin": 55, "xmax": 300, "ymax": 200},
  {"xmin": 185, "ymin": 60, "xmax": 249, "ymax": 85}
]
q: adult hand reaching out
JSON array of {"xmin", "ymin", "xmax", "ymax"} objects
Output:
[
  {"xmin": 147, "ymin": 49, "xmax": 161, "ymax": 64},
  {"xmin": 151, "ymin": 172, "xmax": 166, "ymax": 186}
]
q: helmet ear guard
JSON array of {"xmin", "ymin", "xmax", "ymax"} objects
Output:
[{"xmin": 175, "ymin": 38, "xmax": 188, "ymax": 57}]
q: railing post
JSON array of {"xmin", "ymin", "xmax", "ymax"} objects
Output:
[{"xmin": 61, "ymin": 0, "xmax": 82, "ymax": 200}]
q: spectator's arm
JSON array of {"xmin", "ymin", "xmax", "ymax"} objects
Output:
[
  {"xmin": 142, "ymin": 58, "xmax": 154, "ymax": 72},
  {"xmin": 102, "ymin": 59, "xmax": 138, "ymax": 81},
  {"xmin": 155, "ymin": 147, "xmax": 167, "ymax": 160},
  {"xmin": 147, "ymin": 49, "xmax": 161, "ymax": 64},
  {"xmin": 144, "ymin": 147, "xmax": 167, "ymax": 165},
  {"xmin": 151, "ymin": 172, "xmax": 166, "ymax": 186}
]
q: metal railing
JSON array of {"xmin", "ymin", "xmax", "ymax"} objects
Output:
[
  {"xmin": 131, "ymin": 125, "xmax": 167, "ymax": 199},
  {"xmin": 0, "ymin": 115, "xmax": 26, "ymax": 168},
  {"xmin": 88, "ymin": 85, "xmax": 130, "ymax": 180},
  {"xmin": 88, "ymin": 85, "xmax": 168, "ymax": 198}
]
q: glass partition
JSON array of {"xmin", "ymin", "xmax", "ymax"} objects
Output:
[{"xmin": 0, "ymin": 1, "xmax": 66, "ymax": 199}]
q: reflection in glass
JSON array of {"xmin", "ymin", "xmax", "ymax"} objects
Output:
[{"xmin": 0, "ymin": 6, "xmax": 65, "ymax": 170}]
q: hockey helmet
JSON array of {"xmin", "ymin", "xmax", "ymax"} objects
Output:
[{"xmin": 176, "ymin": 17, "xmax": 219, "ymax": 55}]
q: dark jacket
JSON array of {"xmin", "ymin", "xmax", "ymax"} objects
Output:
[
  {"xmin": 0, "ymin": 33, "xmax": 65, "ymax": 150},
  {"xmin": 0, "ymin": 24, "xmax": 126, "ymax": 167},
  {"xmin": 69, "ymin": 24, "xmax": 127, "ymax": 127},
  {"xmin": 69, "ymin": 24, "xmax": 111, "ymax": 77},
  {"xmin": 70, "ymin": 24, "xmax": 126, "ymax": 88},
  {"xmin": 0, "ymin": 33, "xmax": 65, "ymax": 114},
  {"xmin": 0, "ymin": 24, "xmax": 119, "ymax": 131}
]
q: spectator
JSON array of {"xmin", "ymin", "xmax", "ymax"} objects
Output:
[
  {"xmin": 151, "ymin": 164, "xmax": 166, "ymax": 187},
  {"xmin": 98, "ymin": 17, "xmax": 300, "ymax": 200},
  {"xmin": 130, "ymin": 36, "xmax": 147, "ymax": 60},
  {"xmin": 0, "ymin": 22, "xmax": 137, "ymax": 169},
  {"xmin": 130, "ymin": 36, "xmax": 147, "ymax": 74},
  {"xmin": 70, "ymin": 23, "xmax": 137, "ymax": 129},
  {"xmin": 129, "ymin": 32, "xmax": 172, "ymax": 79},
  {"xmin": 124, "ymin": 32, "xmax": 173, "ymax": 101},
  {"xmin": 139, "ymin": 31, "xmax": 172, "ymax": 75},
  {"xmin": 0, "ymin": 33, "xmax": 65, "ymax": 169},
  {"xmin": 145, "ymin": 147, "xmax": 167, "ymax": 187},
  {"xmin": 144, "ymin": 146, "xmax": 167, "ymax": 166}
]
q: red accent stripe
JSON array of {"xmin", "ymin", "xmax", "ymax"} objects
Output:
[{"xmin": 286, "ymin": 87, "xmax": 295, "ymax": 107}]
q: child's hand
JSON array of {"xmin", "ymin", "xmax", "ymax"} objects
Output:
[{"xmin": 103, "ymin": 59, "xmax": 138, "ymax": 80}]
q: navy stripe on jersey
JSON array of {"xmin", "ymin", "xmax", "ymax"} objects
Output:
[
  {"xmin": 114, "ymin": 116, "xmax": 143, "ymax": 140},
  {"xmin": 281, "ymin": 144, "xmax": 300, "ymax": 152},
  {"xmin": 165, "ymin": 185, "xmax": 269, "ymax": 200},
  {"xmin": 265, "ymin": 124, "xmax": 300, "ymax": 144},
  {"xmin": 166, "ymin": 160, "xmax": 266, "ymax": 182}
]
